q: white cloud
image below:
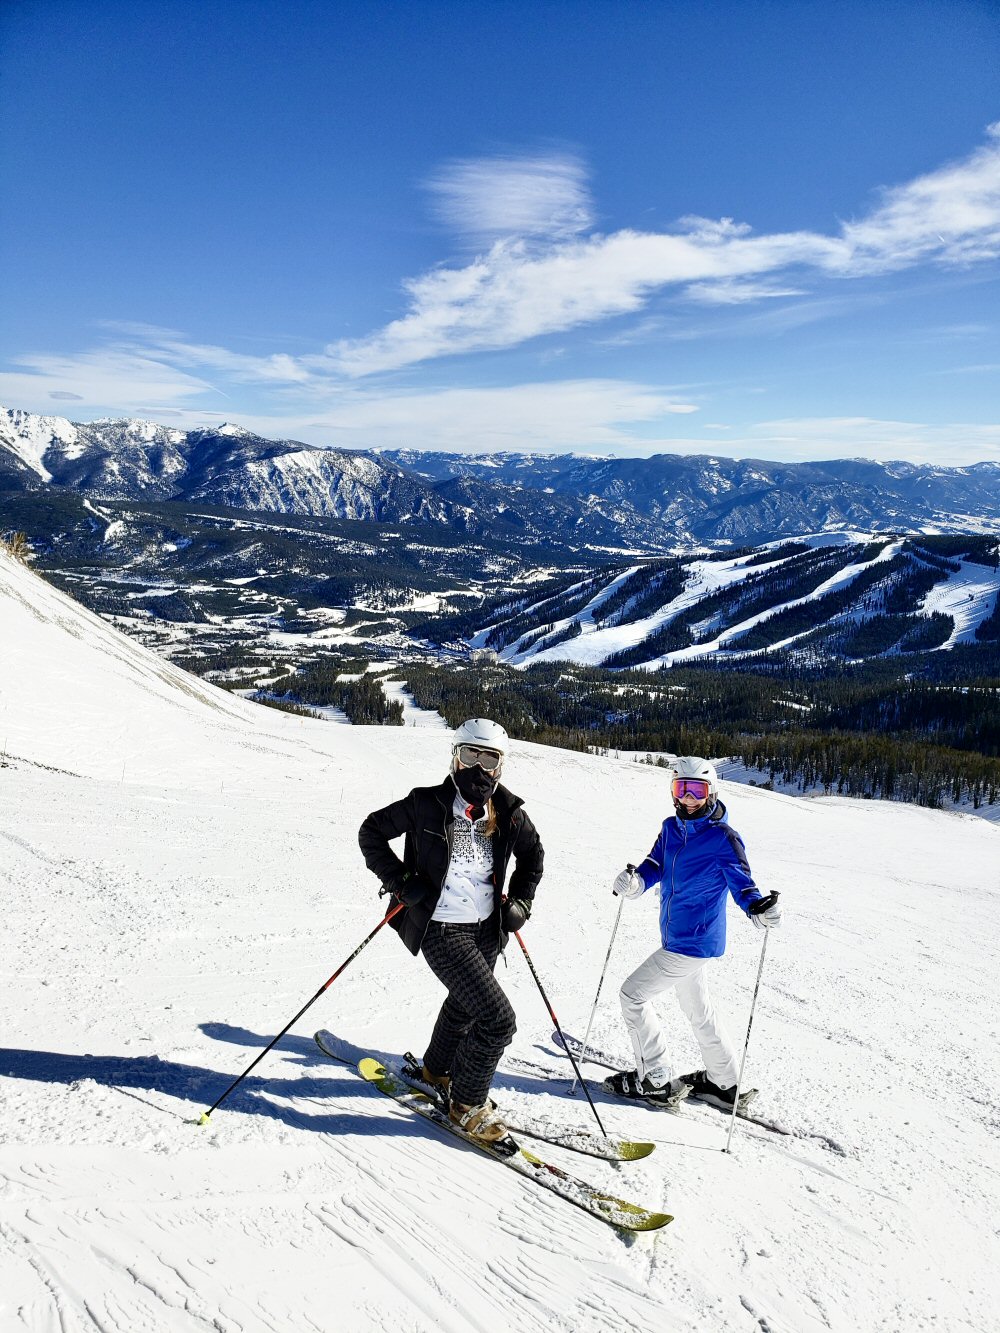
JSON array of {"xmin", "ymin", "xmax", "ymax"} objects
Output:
[
  {"xmin": 425, "ymin": 153, "xmax": 593, "ymax": 242},
  {"xmin": 0, "ymin": 333, "xmax": 315, "ymax": 415},
  {"xmin": 6, "ymin": 346, "xmax": 998, "ymax": 466},
  {"xmin": 5, "ymin": 129, "xmax": 1000, "ymax": 467},
  {"xmin": 837, "ymin": 123, "xmax": 1000, "ymax": 272},
  {"xmin": 324, "ymin": 126, "xmax": 1000, "ymax": 375},
  {"xmin": 218, "ymin": 380, "xmax": 697, "ymax": 453},
  {"xmin": 323, "ymin": 227, "xmax": 841, "ymax": 376},
  {"xmin": 0, "ymin": 349, "xmax": 215, "ymax": 411},
  {"xmin": 229, "ymin": 407, "xmax": 1000, "ymax": 466},
  {"xmin": 747, "ymin": 415, "xmax": 1000, "ymax": 466},
  {"xmin": 683, "ymin": 278, "xmax": 807, "ymax": 305}
]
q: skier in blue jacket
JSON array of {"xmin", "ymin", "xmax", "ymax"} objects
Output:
[{"xmin": 605, "ymin": 756, "xmax": 781, "ymax": 1109}]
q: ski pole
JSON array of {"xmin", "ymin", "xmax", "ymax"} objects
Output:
[
  {"xmin": 197, "ymin": 901, "xmax": 404, "ymax": 1124},
  {"xmin": 569, "ymin": 882, "xmax": 627, "ymax": 1096},
  {"xmin": 724, "ymin": 892, "xmax": 779, "ymax": 1154},
  {"xmin": 512, "ymin": 930, "xmax": 608, "ymax": 1138}
]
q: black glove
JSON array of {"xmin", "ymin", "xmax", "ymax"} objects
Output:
[
  {"xmin": 501, "ymin": 897, "xmax": 532, "ymax": 933},
  {"xmin": 381, "ymin": 870, "xmax": 434, "ymax": 907}
]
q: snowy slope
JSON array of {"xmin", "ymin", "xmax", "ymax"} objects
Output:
[
  {"xmin": 483, "ymin": 534, "xmax": 1000, "ymax": 669},
  {"xmin": 0, "ymin": 408, "xmax": 79, "ymax": 481},
  {"xmin": 2, "ymin": 550, "xmax": 1000, "ymax": 1332},
  {"xmin": 486, "ymin": 533, "xmax": 887, "ymax": 668},
  {"xmin": 917, "ymin": 557, "xmax": 1000, "ymax": 646}
]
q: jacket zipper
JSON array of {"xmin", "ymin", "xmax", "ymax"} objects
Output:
[
  {"xmin": 427, "ymin": 824, "xmax": 453, "ymax": 893},
  {"xmin": 666, "ymin": 822, "xmax": 689, "ymax": 941}
]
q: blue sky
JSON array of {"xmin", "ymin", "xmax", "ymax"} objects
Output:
[{"xmin": 2, "ymin": 0, "xmax": 999, "ymax": 463}]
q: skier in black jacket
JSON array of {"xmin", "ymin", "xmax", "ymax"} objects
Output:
[{"xmin": 358, "ymin": 718, "xmax": 544, "ymax": 1145}]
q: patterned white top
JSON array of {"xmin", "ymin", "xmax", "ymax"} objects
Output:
[{"xmin": 431, "ymin": 794, "xmax": 496, "ymax": 923}]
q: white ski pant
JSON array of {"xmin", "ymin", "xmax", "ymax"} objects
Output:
[{"xmin": 620, "ymin": 948, "xmax": 739, "ymax": 1088}]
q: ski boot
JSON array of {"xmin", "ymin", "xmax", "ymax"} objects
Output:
[
  {"xmin": 602, "ymin": 1068, "xmax": 690, "ymax": 1109},
  {"xmin": 448, "ymin": 1096, "xmax": 515, "ymax": 1151},
  {"xmin": 680, "ymin": 1069, "xmax": 758, "ymax": 1111}
]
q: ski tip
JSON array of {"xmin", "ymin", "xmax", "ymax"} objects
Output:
[
  {"xmin": 358, "ymin": 1057, "xmax": 389, "ymax": 1083},
  {"xmin": 598, "ymin": 1199, "xmax": 674, "ymax": 1231},
  {"xmin": 619, "ymin": 1141, "xmax": 656, "ymax": 1160},
  {"xmin": 592, "ymin": 1202, "xmax": 674, "ymax": 1232},
  {"xmin": 197, "ymin": 1112, "xmax": 211, "ymax": 1126}
]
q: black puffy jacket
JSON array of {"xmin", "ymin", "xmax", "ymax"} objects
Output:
[{"xmin": 358, "ymin": 776, "xmax": 544, "ymax": 955}]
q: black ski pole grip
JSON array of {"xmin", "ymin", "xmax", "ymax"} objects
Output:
[
  {"xmin": 749, "ymin": 891, "xmax": 780, "ymax": 916},
  {"xmin": 613, "ymin": 863, "xmax": 637, "ymax": 896}
]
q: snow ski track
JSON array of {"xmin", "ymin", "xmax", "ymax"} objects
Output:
[
  {"xmin": 289, "ymin": 1075, "xmax": 673, "ymax": 1332},
  {"xmin": 302, "ymin": 1124, "xmax": 629, "ymax": 1333}
]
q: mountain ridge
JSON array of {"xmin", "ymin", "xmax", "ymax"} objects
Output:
[{"xmin": 4, "ymin": 405, "xmax": 1000, "ymax": 549}]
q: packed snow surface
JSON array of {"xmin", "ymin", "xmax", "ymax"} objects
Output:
[
  {"xmin": 917, "ymin": 557, "xmax": 1000, "ymax": 645},
  {"xmin": 2, "ymin": 549, "xmax": 999, "ymax": 1332}
]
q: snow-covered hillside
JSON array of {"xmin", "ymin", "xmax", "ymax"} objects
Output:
[
  {"xmin": 476, "ymin": 533, "xmax": 1000, "ymax": 669},
  {"xmin": 2, "ymin": 549, "xmax": 999, "ymax": 1332}
]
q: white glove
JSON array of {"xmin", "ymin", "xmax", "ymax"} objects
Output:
[
  {"xmin": 612, "ymin": 867, "xmax": 644, "ymax": 899},
  {"xmin": 751, "ymin": 899, "xmax": 783, "ymax": 930}
]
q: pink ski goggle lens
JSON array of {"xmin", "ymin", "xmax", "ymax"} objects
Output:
[{"xmin": 672, "ymin": 777, "xmax": 711, "ymax": 801}]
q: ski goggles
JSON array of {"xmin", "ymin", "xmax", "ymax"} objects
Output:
[
  {"xmin": 455, "ymin": 744, "xmax": 503, "ymax": 773},
  {"xmin": 671, "ymin": 777, "xmax": 711, "ymax": 801}
]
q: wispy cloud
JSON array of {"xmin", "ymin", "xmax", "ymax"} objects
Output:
[
  {"xmin": 937, "ymin": 362, "xmax": 1000, "ymax": 375},
  {"xmin": 0, "ymin": 351, "xmax": 697, "ymax": 451},
  {"xmin": 425, "ymin": 152, "xmax": 593, "ymax": 242},
  {"xmin": 324, "ymin": 126, "xmax": 1000, "ymax": 375},
  {"xmin": 838, "ymin": 126, "xmax": 1000, "ymax": 271},
  {"xmin": 0, "ymin": 348, "xmax": 216, "ymax": 411},
  {"xmin": 4, "ymin": 129, "xmax": 1000, "ymax": 466},
  {"xmin": 0, "ymin": 331, "xmax": 313, "ymax": 413},
  {"xmin": 747, "ymin": 415, "xmax": 1000, "ymax": 465},
  {"xmin": 233, "ymin": 408, "xmax": 1000, "ymax": 465},
  {"xmin": 200, "ymin": 380, "xmax": 698, "ymax": 454},
  {"xmin": 6, "ymin": 343, "xmax": 999, "ymax": 465},
  {"xmin": 682, "ymin": 278, "xmax": 807, "ymax": 305}
]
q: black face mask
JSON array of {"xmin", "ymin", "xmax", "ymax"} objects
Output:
[
  {"xmin": 674, "ymin": 797, "xmax": 716, "ymax": 821},
  {"xmin": 453, "ymin": 765, "xmax": 498, "ymax": 809}
]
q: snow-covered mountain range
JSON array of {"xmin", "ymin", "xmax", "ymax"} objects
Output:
[
  {"xmin": 383, "ymin": 447, "xmax": 1000, "ymax": 543},
  {"xmin": 5, "ymin": 405, "xmax": 1000, "ymax": 547},
  {"xmin": 2, "ymin": 547, "xmax": 998, "ymax": 1331},
  {"xmin": 0, "ymin": 408, "xmax": 449, "ymax": 524}
]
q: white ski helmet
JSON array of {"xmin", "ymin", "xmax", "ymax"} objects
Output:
[
  {"xmin": 667, "ymin": 755, "xmax": 719, "ymax": 800},
  {"xmin": 452, "ymin": 717, "xmax": 509, "ymax": 767}
]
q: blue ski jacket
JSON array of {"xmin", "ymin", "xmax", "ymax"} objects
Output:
[{"xmin": 635, "ymin": 800, "xmax": 762, "ymax": 958}]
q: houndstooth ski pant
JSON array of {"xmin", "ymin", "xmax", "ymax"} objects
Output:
[
  {"xmin": 620, "ymin": 948, "xmax": 739, "ymax": 1088},
  {"xmin": 420, "ymin": 917, "xmax": 516, "ymax": 1107}
]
